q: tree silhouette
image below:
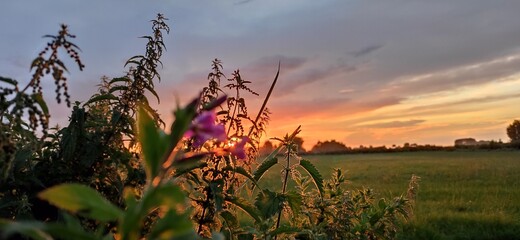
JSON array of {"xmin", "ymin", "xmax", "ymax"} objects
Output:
[
  {"xmin": 293, "ymin": 136, "xmax": 306, "ymax": 153},
  {"xmin": 507, "ymin": 120, "xmax": 520, "ymax": 142}
]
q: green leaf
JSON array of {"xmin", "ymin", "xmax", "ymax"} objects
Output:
[
  {"xmin": 253, "ymin": 157, "xmax": 278, "ymax": 186},
  {"xmin": 298, "ymin": 159, "xmax": 324, "ymax": 197},
  {"xmin": 32, "ymin": 93, "xmax": 49, "ymax": 117},
  {"xmin": 169, "ymin": 98, "xmax": 198, "ymax": 148},
  {"xmin": 225, "ymin": 196, "xmax": 261, "ymax": 223},
  {"xmin": 138, "ymin": 105, "xmax": 170, "ymax": 181},
  {"xmin": 254, "ymin": 189, "xmax": 283, "ymax": 219},
  {"xmin": 212, "ymin": 232, "xmax": 226, "ymax": 240},
  {"xmin": 121, "ymin": 183, "xmax": 186, "ymax": 239},
  {"xmin": 0, "ymin": 220, "xmax": 52, "ymax": 240},
  {"xmin": 148, "ymin": 210, "xmax": 196, "ymax": 240},
  {"xmin": 220, "ymin": 210, "xmax": 238, "ymax": 228},
  {"xmin": 38, "ymin": 184, "xmax": 123, "ymax": 222},
  {"xmin": 284, "ymin": 191, "xmax": 303, "ymax": 216},
  {"xmin": 44, "ymin": 223, "xmax": 100, "ymax": 240}
]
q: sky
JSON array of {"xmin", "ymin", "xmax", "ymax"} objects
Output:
[{"xmin": 2, "ymin": 0, "xmax": 520, "ymax": 150}]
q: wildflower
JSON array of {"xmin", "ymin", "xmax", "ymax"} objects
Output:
[
  {"xmin": 184, "ymin": 111, "xmax": 226, "ymax": 147},
  {"xmin": 229, "ymin": 136, "xmax": 249, "ymax": 160}
]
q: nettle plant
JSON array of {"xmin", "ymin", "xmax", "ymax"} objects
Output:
[{"xmin": 0, "ymin": 14, "xmax": 418, "ymax": 240}]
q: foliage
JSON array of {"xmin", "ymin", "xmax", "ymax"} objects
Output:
[
  {"xmin": 311, "ymin": 140, "xmax": 350, "ymax": 154},
  {"xmin": 507, "ymin": 119, "xmax": 520, "ymax": 143},
  {"xmin": 0, "ymin": 14, "xmax": 416, "ymax": 240}
]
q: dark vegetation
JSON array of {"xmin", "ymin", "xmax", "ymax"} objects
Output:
[{"xmin": 0, "ymin": 15, "xmax": 417, "ymax": 239}]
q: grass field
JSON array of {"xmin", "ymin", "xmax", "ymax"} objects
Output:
[{"xmin": 256, "ymin": 150, "xmax": 520, "ymax": 240}]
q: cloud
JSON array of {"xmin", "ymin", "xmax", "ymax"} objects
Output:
[
  {"xmin": 234, "ymin": 0, "xmax": 255, "ymax": 5},
  {"xmin": 349, "ymin": 44, "xmax": 384, "ymax": 58},
  {"xmin": 277, "ymin": 62, "xmax": 358, "ymax": 95},
  {"xmin": 380, "ymin": 53, "xmax": 520, "ymax": 97},
  {"xmin": 408, "ymin": 92, "xmax": 520, "ymax": 113},
  {"xmin": 269, "ymin": 95, "xmax": 402, "ymax": 122},
  {"xmin": 357, "ymin": 119, "xmax": 425, "ymax": 128}
]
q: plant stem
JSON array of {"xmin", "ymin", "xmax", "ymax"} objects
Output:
[{"xmin": 274, "ymin": 144, "xmax": 291, "ymax": 239}]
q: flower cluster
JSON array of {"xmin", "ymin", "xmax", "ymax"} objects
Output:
[{"xmin": 184, "ymin": 110, "xmax": 249, "ymax": 160}]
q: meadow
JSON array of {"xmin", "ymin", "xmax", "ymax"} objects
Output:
[{"xmin": 257, "ymin": 150, "xmax": 520, "ymax": 240}]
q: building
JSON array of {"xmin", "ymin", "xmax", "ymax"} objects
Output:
[{"xmin": 454, "ymin": 138, "xmax": 477, "ymax": 147}]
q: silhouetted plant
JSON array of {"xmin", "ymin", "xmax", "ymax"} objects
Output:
[
  {"xmin": 0, "ymin": 24, "xmax": 85, "ymax": 221},
  {"xmin": 0, "ymin": 13, "xmax": 417, "ymax": 240}
]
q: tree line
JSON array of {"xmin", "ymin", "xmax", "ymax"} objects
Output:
[{"xmin": 260, "ymin": 120, "xmax": 520, "ymax": 155}]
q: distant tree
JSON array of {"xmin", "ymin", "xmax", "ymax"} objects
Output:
[
  {"xmin": 507, "ymin": 120, "xmax": 520, "ymax": 142},
  {"xmin": 259, "ymin": 140, "xmax": 275, "ymax": 156},
  {"xmin": 292, "ymin": 136, "xmax": 306, "ymax": 153},
  {"xmin": 311, "ymin": 140, "xmax": 349, "ymax": 154}
]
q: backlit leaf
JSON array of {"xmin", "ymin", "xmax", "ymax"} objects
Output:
[
  {"xmin": 298, "ymin": 159, "xmax": 324, "ymax": 197},
  {"xmin": 38, "ymin": 184, "xmax": 122, "ymax": 222},
  {"xmin": 138, "ymin": 105, "xmax": 170, "ymax": 181}
]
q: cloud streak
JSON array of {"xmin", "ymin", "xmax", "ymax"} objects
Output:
[{"xmin": 357, "ymin": 119, "xmax": 426, "ymax": 129}]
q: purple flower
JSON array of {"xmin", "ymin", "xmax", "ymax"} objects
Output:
[
  {"xmin": 184, "ymin": 111, "xmax": 227, "ymax": 147},
  {"xmin": 229, "ymin": 136, "xmax": 249, "ymax": 160}
]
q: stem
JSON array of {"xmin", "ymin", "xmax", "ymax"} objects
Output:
[
  {"xmin": 274, "ymin": 144, "xmax": 291, "ymax": 239},
  {"xmin": 226, "ymin": 88, "xmax": 240, "ymax": 136},
  {"xmin": 197, "ymin": 158, "xmax": 222, "ymax": 235}
]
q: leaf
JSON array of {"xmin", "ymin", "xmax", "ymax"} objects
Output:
[
  {"xmin": 253, "ymin": 157, "xmax": 278, "ymax": 185},
  {"xmin": 138, "ymin": 105, "xmax": 170, "ymax": 181},
  {"xmin": 284, "ymin": 191, "xmax": 303, "ymax": 216},
  {"xmin": 30, "ymin": 57, "xmax": 44, "ymax": 70},
  {"xmin": 84, "ymin": 93, "xmax": 118, "ymax": 105},
  {"xmin": 222, "ymin": 166, "xmax": 259, "ymax": 188},
  {"xmin": 44, "ymin": 223, "xmax": 100, "ymax": 240},
  {"xmin": 38, "ymin": 183, "xmax": 123, "ymax": 222},
  {"xmin": 121, "ymin": 184, "xmax": 186, "ymax": 239},
  {"xmin": 225, "ymin": 196, "xmax": 261, "ymax": 223},
  {"xmin": 172, "ymin": 161, "xmax": 208, "ymax": 178},
  {"xmin": 202, "ymin": 95, "xmax": 227, "ymax": 111},
  {"xmin": 32, "ymin": 93, "xmax": 49, "ymax": 116},
  {"xmin": 0, "ymin": 76, "xmax": 18, "ymax": 86},
  {"xmin": 247, "ymin": 62, "xmax": 279, "ymax": 137},
  {"xmin": 144, "ymin": 83, "xmax": 160, "ymax": 103},
  {"xmin": 220, "ymin": 210, "xmax": 238, "ymax": 228},
  {"xmin": 169, "ymin": 98, "xmax": 198, "ymax": 148},
  {"xmin": 254, "ymin": 189, "xmax": 283, "ymax": 219},
  {"xmin": 147, "ymin": 210, "xmax": 196, "ymax": 240},
  {"xmin": 55, "ymin": 59, "xmax": 69, "ymax": 72},
  {"xmin": 109, "ymin": 77, "xmax": 131, "ymax": 85},
  {"xmin": 267, "ymin": 224, "xmax": 300, "ymax": 237},
  {"xmin": 210, "ymin": 180, "xmax": 225, "ymax": 211},
  {"xmin": 0, "ymin": 220, "xmax": 52, "ymax": 240},
  {"xmin": 108, "ymin": 85, "xmax": 130, "ymax": 94},
  {"xmin": 298, "ymin": 159, "xmax": 324, "ymax": 197}
]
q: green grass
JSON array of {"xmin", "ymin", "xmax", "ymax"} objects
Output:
[{"xmin": 256, "ymin": 151, "xmax": 520, "ymax": 240}]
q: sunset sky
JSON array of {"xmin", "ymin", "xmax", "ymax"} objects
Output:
[{"xmin": 2, "ymin": 1, "xmax": 520, "ymax": 149}]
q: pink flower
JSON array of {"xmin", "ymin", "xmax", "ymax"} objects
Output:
[
  {"xmin": 229, "ymin": 136, "xmax": 249, "ymax": 160},
  {"xmin": 184, "ymin": 111, "xmax": 227, "ymax": 147}
]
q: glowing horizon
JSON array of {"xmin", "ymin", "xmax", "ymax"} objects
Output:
[{"xmin": 2, "ymin": 1, "xmax": 520, "ymax": 150}]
